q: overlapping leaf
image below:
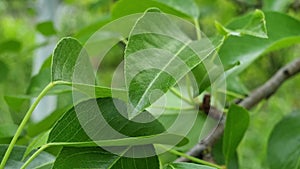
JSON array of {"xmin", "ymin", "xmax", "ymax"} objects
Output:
[
  {"xmin": 112, "ymin": 0, "xmax": 199, "ymax": 19},
  {"xmin": 220, "ymin": 12, "xmax": 300, "ymax": 76},
  {"xmin": 53, "ymin": 145, "xmax": 159, "ymax": 169},
  {"xmin": 0, "ymin": 145, "xmax": 54, "ymax": 169},
  {"xmin": 125, "ymin": 10, "xmax": 216, "ymax": 116}
]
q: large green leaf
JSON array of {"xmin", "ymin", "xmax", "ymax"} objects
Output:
[
  {"xmin": 125, "ymin": 10, "xmax": 215, "ymax": 116},
  {"xmin": 52, "ymin": 145, "xmax": 160, "ymax": 169},
  {"xmin": 48, "ymin": 97, "xmax": 165, "ymax": 142},
  {"xmin": 0, "ymin": 145, "xmax": 54, "ymax": 169},
  {"xmin": 267, "ymin": 112, "xmax": 300, "ymax": 169},
  {"xmin": 263, "ymin": 0, "xmax": 294, "ymax": 12},
  {"xmin": 223, "ymin": 104, "xmax": 249, "ymax": 165},
  {"xmin": 164, "ymin": 163, "xmax": 216, "ymax": 169},
  {"xmin": 112, "ymin": 0, "xmax": 199, "ymax": 19},
  {"xmin": 47, "ymin": 97, "xmax": 187, "ymax": 146},
  {"xmin": 220, "ymin": 12, "xmax": 300, "ymax": 76}
]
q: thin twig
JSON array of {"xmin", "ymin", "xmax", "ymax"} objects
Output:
[{"xmin": 176, "ymin": 57, "xmax": 300, "ymax": 162}]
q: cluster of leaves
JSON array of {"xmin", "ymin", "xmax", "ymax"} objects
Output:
[{"xmin": 1, "ymin": 0, "xmax": 300, "ymax": 169}]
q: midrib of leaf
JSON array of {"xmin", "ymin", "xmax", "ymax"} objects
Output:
[
  {"xmin": 169, "ymin": 164, "xmax": 176, "ymax": 169},
  {"xmin": 107, "ymin": 146, "xmax": 130, "ymax": 169},
  {"xmin": 130, "ymin": 39, "xmax": 192, "ymax": 117}
]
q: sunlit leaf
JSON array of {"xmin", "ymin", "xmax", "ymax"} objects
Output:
[{"xmin": 125, "ymin": 10, "xmax": 215, "ymax": 116}]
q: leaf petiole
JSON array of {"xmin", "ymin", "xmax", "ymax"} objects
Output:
[
  {"xmin": 157, "ymin": 144, "xmax": 223, "ymax": 169},
  {"xmin": 20, "ymin": 144, "xmax": 50, "ymax": 169},
  {"xmin": 170, "ymin": 87, "xmax": 194, "ymax": 105},
  {"xmin": 0, "ymin": 81, "xmax": 60, "ymax": 169}
]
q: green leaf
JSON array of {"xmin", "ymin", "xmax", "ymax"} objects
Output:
[
  {"xmin": 27, "ymin": 106, "xmax": 71, "ymax": 137},
  {"xmin": 212, "ymin": 136, "xmax": 239, "ymax": 169},
  {"xmin": 27, "ymin": 56, "xmax": 71, "ymax": 96},
  {"xmin": 52, "ymin": 145, "xmax": 160, "ymax": 169},
  {"xmin": 47, "ymin": 97, "xmax": 187, "ymax": 147},
  {"xmin": 215, "ymin": 10, "xmax": 267, "ymax": 38},
  {"xmin": 267, "ymin": 112, "xmax": 300, "ymax": 169},
  {"xmin": 0, "ymin": 60, "xmax": 9, "ymax": 83},
  {"xmin": 48, "ymin": 97, "xmax": 165, "ymax": 143},
  {"xmin": 4, "ymin": 95, "xmax": 30, "ymax": 124},
  {"xmin": 23, "ymin": 131, "xmax": 50, "ymax": 159},
  {"xmin": 164, "ymin": 162, "xmax": 217, "ymax": 169},
  {"xmin": 154, "ymin": 0, "xmax": 199, "ymax": 18},
  {"xmin": 51, "ymin": 37, "xmax": 93, "ymax": 83},
  {"xmin": 220, "ymin": 12, "xmax": 300, "ymax": 76},
  {"xmin": 223, "ymin": 104, "xmax": 249, "ymax": 165},
  {"xmin": 125, "ymin": 10, "xmax": 215, "ymax": 115},
  {"xmin": 0, "ymin": 40, "xmax": 22, "ymax": 54},
  {"xmin": 0, "ymin": 145, "xmax": 54, "ymax": 169},
  {"xmin": 263, "ymin": 0, "xmax": 294, "ymax": 12},
  {"xmin": 74, "ymin": 16, "xmax": 111, "ymax": 43},
  {"xmin": 36, "ymin": 21, "xmax": 57, "ymax": 36},
  {"xmin": 112, "ymin": 0, "xmax": 199, "ymax": 19},
  {"xmin": 0, "ymin": 124, "xmax": 18, "ymax": 139},
  {"xmin": 51, "ymin": 37, "xmax": 126, "ymax": 98}
]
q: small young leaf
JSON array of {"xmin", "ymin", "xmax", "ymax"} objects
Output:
[
  {"xmin": 164, "ymin": 162, "xmax": 217, "ymax": 169},
  {"xmin": 23, "ymin": 131, "xmax": 50, "ymax": 159},
  {"xmin": 52, "ymin": 145, "xmax": 159, "ymax": 169},
  {"xmin": 220, "ymin": 12, "xmax": 300, "ymax": 77},
  {"xmin": 51, "ymin": 37, "xmax": 93, "ymax": 83},
  {"xmin": 36, "ymin": 21, "xmax": 57, "ymax": 37},
  {"xmin": 51, "ymin": 37, "xmax": 126, "ymax": 98},
  {"xmin": 267, "ymin": 112, "xmax": 300, "ymax": 169},
  {"xmin": 215, "ymin": 10, "xmax": 267, "ymax": 38},
  {"xmin": 223, "ymin": 104, "xmax": 249, "ymax": 165}
]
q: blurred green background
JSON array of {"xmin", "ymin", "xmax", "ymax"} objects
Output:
[{"xmin": 0, "ymin": 0, "xmax": 299, "ymax": 168}]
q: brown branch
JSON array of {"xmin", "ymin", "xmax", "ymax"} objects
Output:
[{"xmin": 176, "ymin": 57, "xmax": 300, "ymax": 162}]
